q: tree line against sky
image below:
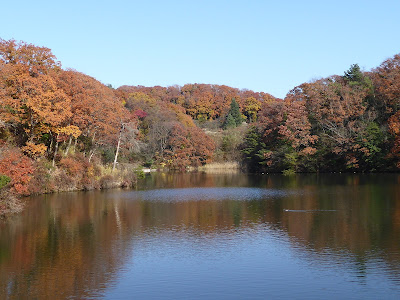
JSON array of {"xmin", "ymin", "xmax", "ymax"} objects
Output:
[{"xmin": 1, "ymin": 38, "xmax": 400, "ymax": 213}]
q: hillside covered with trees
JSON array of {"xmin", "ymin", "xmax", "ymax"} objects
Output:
[
  {"xmin": 118, "ymin": 56, "xmax": 400, "ymax": 174},
  {"xmin": 1, "ymin": 38, "xmax": 400, "ymax": 215}
]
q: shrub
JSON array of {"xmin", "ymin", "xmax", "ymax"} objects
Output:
[
  {"xmin": 52, "ymin": 169, "xmax": 75, "ymax": 191},
  {"xmin": 143, "ymin": 159, "xmax": 154, "ymax": 168},
  {"xmin": 99, "ymin": 174, "xmax": 118, "ymax": 189},
  {"xmin": 59, "ymin": 156, "xmax": 85, "ymax": 177},
  {"xmin": 0, "ymin": 175, "xmax": 11, "ymax": 189},
  {"xmin": 28, "ymin": 159, "xmax": 53, "ymax": 194},
  {"xmin": 282, "ymin": 169, "xmax": 296, "ymax": 176},
  {"xmin": 134, "ymin": 167, "xmax": 146, "ymax": 179},
  {"xmin": 121, "ymin": 171, "xmax": 137, "ymax": 188},
  {"xmin": 0, "ymin": 147, "xmax": 35, "ymax": 196},
  {"xmin": 57, "ymin": 153, "xmax": 101, "ymax": 190}
]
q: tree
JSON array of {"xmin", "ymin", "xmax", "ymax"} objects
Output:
[
  {"xmin": 370, "ymin": 54, "xmax": 400, "ymax": 168},
  {"xmin": 278, "ymin": 94, "xmax": 318, "ymax": 172},
  {"xmin": 343, "ymin": 64, "xmax": 364, "ymax": 83},
  {"xmin": 163, "ymin": 123, "xmax": 215, "ymax": 169},
  {"xmin": 230, "ymin": 98, "xmax": 242, "ymax": 126},
  {"xmin": 55, "ymin": 70, "xmax": 127, "ymax": 160},
  {"xmin": 186, "ymin": 126, "xmax": 215, "ymax": 165},
  {"xmin": 243, "ymin": 96, "xmax": 261, "ymax": 122},
  {"xmin": 253, "ymin": 99, "xmax": 286, "ymax": 171},
  {"xmin": 372, "ymin": 54, "xmax": 400, "ymax": 119},
  {"xmin": 112, "ymin": 120, "xmax": 138, "ymax": 171},
  {"xmin": 0, "ymin": 39, "xmax": 61, "ymax": 75},
  {"xmin": 0, "ymin": 147, "xmax": 34, "ymax": 196},
  {"xmin": 223, "ymin": 113, "xmax": 236, "ymax": 129},
  {"xmin": 222, "ymin": 98, "xmax": 242, "ymax": 129},
  {"xmin": 241, "ymin": 126, "xmax": 265, "ymax": 172},
  {"xmin": 0, "ymin": 40, "xmax": 73, "ymax": 157},
  {"xmin": 291, "ymin": 73, "xmax": 381, "ymax": 171}
]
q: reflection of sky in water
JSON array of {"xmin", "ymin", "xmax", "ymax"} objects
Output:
[
  {"xmin": 101, "ymin": 186, "xmax": 400, "ymax": 299},
  {"xmin": 122, "ymin": 187, "xmax": 290, "ymax": 202},
  {"xmin": 106, "ymin": 222, "xmax": 400, "ymax": 300}
]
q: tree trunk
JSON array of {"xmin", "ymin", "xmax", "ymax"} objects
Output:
[
  {"xmin": 48, "ymin": 132, "xmax": 53, "ymax": 156},
  {"xmin": 64, "ymin": 136, "xmax": 72, "ymax": 156},
  {"xmin": 52, "ymin": 138, "xmax": 59, "ymax": 167},
  {"xmin": 88, "ymin": 150, "xmax": 95, "ymax": 162},
  {"xmin": 113, "ymin": 124, "xmax": 124, "ymax": 172}
]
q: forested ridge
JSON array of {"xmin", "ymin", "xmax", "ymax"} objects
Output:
[{"xmin": 1, "ymin": 38, "xmax": 400, "ymax": 215}]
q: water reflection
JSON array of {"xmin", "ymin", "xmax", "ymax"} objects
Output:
[
  {"xmin": 1, "ymin": 173, "xmax": 400, "ymax": 299},
  {"xmin": 0, "ymin": 192, "xmax": 135, "ymax": 299}
]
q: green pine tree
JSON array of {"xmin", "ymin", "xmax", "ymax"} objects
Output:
[
  {"xmin": 343, "ymin": 63, "xmax": 373, "ymax": 90},
  {"xmin": 241, "ymin": 126, "xmax": 266, "ymax": 172},
  {"xmin": 230, "ymin": 98, "xmax": 242, "ymax": 126},
  {"xmin": 223, "ymin": 113, "xmax": 236, "ymax": 129},
  {"xmin": 343, "ymin": 64, "xmax": 363, "ymax": 82}
]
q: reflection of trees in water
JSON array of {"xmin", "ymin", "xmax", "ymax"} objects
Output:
[
  {"xmin": 139, "ymin": 172, "xmax": 257, "ymax": 190},
  {"xmin": 0, "ymin": 192, "xmax": 135, "ymax": 299},
  {"xmin": 1, "ymin": 173, "xmax": 400, "ymax": 297}
]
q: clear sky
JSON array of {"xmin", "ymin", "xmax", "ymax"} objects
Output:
[{"xmin": 1, "ymin": 0, "xmax": 400, "ymax": 98}]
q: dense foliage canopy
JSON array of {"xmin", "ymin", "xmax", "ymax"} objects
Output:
[{"xmin": 2, "ymin": 38, "xmax": 400, "ymax": 212}]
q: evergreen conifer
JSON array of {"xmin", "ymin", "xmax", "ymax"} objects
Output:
[
  {"xmin": 223, "ymin": 113, "xmax": 236, "ymax": 129},
  {"xmin": 230, "ymin": 98, "xmax": 242, "ymax": 126}
]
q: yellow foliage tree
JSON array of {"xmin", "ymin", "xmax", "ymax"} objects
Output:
[{"xmin": 244, "ymin": 97, "xmax": 261, "ymax": 122}]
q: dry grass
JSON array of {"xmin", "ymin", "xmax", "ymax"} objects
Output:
[{"xmin": 194, "ymin": 161, "xmax": 240, "ymax": 173}]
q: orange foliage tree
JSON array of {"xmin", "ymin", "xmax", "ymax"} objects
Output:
[
  {"xmin": 0, "ymin": 39, "xmax": 72, "ymax": 157},
  {"xmin": 55, "ymin": 70, "xmax": 128, "ymax": 160}
]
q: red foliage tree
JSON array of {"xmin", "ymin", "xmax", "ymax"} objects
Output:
[
  {"xmin": 295, "ymin": 76, "xmax": 370, "ymax": 168},
  {"xmin": 372, "ymin": 54, "xmax": 400, "ymax": 167},
  {"xmin": 0, "ymin": 147, "xmax": 34, "ymax": 196},
  {"xmin": 372, "ymin": 54, "xmax": 400, "ymax": 112},
  {"xmin": 163, "ymin": 123, "xmax": 215, "ymax": 169},
  {"xmin": 279, "ymin": 95, "xmax": 318, "ymax": 156}
]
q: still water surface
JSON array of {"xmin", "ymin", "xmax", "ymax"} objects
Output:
[{"xmin": 1, "ymin": 173, "xmax": 400, "ymax": 299}]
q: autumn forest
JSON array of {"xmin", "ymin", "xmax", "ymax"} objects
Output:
[{"xmin": 1, "ymin": 38, "xmax": 400, "ymax": 215}]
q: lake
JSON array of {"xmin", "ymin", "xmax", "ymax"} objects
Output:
[{"xmin": 1, "ymin": 173, "xmax": 400, "ymax": 299}]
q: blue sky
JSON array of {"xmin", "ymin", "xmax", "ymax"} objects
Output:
[{"xmin": 1, "ymin": 0, "xmax": 400, "ymax": 98}]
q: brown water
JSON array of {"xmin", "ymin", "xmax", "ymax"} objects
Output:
[{"xmin": 1, "ymin": 173, "xmax": 400, "ymax": 299}]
